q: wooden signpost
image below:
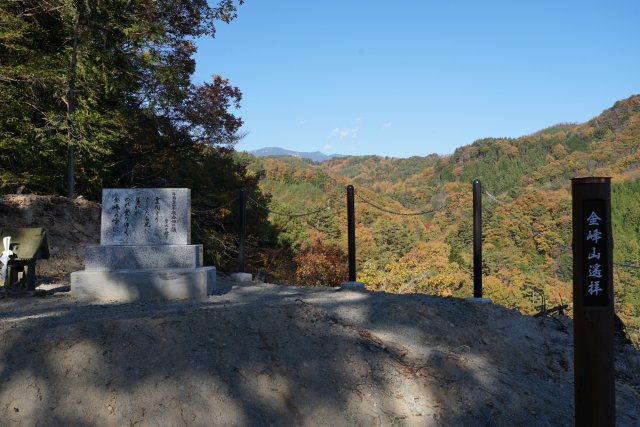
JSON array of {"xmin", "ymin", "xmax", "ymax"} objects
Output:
[
  {"xmin": 473, "ymin": 179, "xmax": 483, "ymax": 298},
  {"xmin": 346, "ymin": 185, "xmax": 357, "ymax": 282},
  {"xmin": 571, "ymin": 177, "xmax": 615, "ymax": 426}
]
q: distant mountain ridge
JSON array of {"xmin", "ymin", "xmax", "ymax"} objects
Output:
[{"xmin": 251, "ymin": 147, "xmax": 345, "ymax": 162}]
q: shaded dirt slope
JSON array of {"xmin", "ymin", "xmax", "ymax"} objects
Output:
[{"xmin": 1, "ymin": 283, "xmax": 640, "ymax": 426}]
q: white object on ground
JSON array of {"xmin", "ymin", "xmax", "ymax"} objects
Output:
[{"xmin": 0, "ymin": 236, "xmax": 13, "ymax": 280}]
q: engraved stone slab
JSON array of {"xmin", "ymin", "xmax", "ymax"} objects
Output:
[
  {"xmin": 84, "ymin": 245, "xmax": 203, "ymax": 271},
  {"xmin": 101, "ymin": 188, "xmax": 191, "ymax": 245}
]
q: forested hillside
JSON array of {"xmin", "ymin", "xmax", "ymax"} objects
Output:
[{"xmin": 244, "ymin": 95, "xmax": 640, "ymax": 345}]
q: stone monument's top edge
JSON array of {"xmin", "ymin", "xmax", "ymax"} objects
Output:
[{"xmin": 102, "ymin": 188, "xmax": 191, "ymax": 191}]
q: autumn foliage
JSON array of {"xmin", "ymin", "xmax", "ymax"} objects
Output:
[{"xmin": 293, "ymin": 241, "xmax": 349, "ymax": 287}]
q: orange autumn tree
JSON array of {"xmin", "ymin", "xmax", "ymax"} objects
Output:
[{"xmin": 294, "ymin": 240, "xmax": 349, "ymax": 287}]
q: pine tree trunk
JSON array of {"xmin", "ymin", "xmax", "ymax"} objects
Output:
[{"xmin": 67, "ymin": 18, "xmax": 79, "ymax": 199}]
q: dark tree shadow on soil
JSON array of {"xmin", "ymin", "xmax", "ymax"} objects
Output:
[{"xmin": 1, "ymin": 285, "xmax": 639, "ymax": 426}]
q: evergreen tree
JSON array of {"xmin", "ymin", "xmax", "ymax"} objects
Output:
[{"xmin": 0, "ymin": 0, "xmax": 245, "ymax": 197}]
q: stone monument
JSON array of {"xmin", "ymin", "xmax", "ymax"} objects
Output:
[{"xmin": 71, "ymin": 188, "xmax": 216, "ymax": 301}]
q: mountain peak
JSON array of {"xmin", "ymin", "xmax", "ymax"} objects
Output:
[{"xmin": 251, "ymin": 147, "xmax": 345, "ymax": 163}]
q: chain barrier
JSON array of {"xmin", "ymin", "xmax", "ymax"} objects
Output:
[
  {"xmin": 484, "ymin": 189, "xmax": 572, "ymax": 252},
  {"xmin": 192, "ymin": 197, "xmax": 239, "ymax": 214},
  {"xmin": 484, "ymin": 190, "xmax": 640, "ymax": 270},
  {"xmin": 614, "ymin": 262, "xmax": 640, "ymax": 270},
  {"xmin": 355, "ymin": 192, "xmax": 448, "ymax": 216},
  {"xmin": 247, "ymin": 195, "xmax": 334, "ymax": 218},
  {"xmin": 190, "ymin": 187, "xmax": 640, "ymax": 271}
]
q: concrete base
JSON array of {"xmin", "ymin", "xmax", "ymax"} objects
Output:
[
  {"xmin": 341, "ymin": 281, "xmax": 366, "ymax": 290},
  {"xmin": 230, "ymin": 272, "xmax": 252, "ymax": 282},
  {"xmin": 84, "ymin": 244, "xmax": 203, "ymax": 270},
  {"xmin": 70, "ymin": 267, "xmax": 216, "ymax": 302},
  {"xmin": 465, "ymin": 297, "xmax": 492, "ymax": 303}
]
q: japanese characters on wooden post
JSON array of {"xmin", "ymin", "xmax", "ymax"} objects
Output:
[{"xmin": 582, "ymin": 200, "xmax": 609, "ymax": 307}]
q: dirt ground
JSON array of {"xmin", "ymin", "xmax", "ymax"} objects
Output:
[{"xmin": 1, "ymin": 195, "xmax": 640, "ymax": 426}]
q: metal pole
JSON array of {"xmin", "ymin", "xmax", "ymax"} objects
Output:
[
  {"xmin": 346, "ymin": 185, "xmax": 356, "ymax": 282},
  {"xmin": 473, "ymin": 179, "xmax": 482, "ymax": 298},
  {"xmin": 239, "ymin": 187, "xmax": 247, "ymax": 273},
  {"xmin": 571, "ymin": 177, "xmax": 614, "ymax": 427}
]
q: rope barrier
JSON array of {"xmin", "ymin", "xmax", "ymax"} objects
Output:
[
  {"xmin": 247, "ymin": 195, "xmax": 334, "ymax": 218},
  {"xmin": 484, "ymin": 189, "xmax": 572, "ymax": 251},
  {"xmin": 355, "ymin": 192, "xmax": 448, "ymax": 216}
]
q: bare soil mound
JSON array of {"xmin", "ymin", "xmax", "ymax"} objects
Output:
[
  {"xmin": 0, "ymin": 194, "xmax": 100, "ymax": 284},
  {"xmin": 1, "ymin": 195, "xmax": 639, "ymax": 426}
]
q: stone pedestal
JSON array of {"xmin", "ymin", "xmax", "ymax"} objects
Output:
[
  {"xmin": 465, "ymin": 297, "xmax": 492, "ymax": 303},
  {"xmin": 341, "ymin": 281, "xmax": 366, "ymax": 290},
  {"xmin": 71, "ymin": 267, "xmax": 216, "ymax": 302},
  {"xmin": 230, "ymin": 272, "xmax": 252, "ymax": 282},
  {"xmin": 71, "ymin": 188, "xmax": 216, "ymax": 301}
]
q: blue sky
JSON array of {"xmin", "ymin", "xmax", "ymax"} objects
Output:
[{"xmin": 194, "ymin": 1, "xmax": 640, "ymax": 158}]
